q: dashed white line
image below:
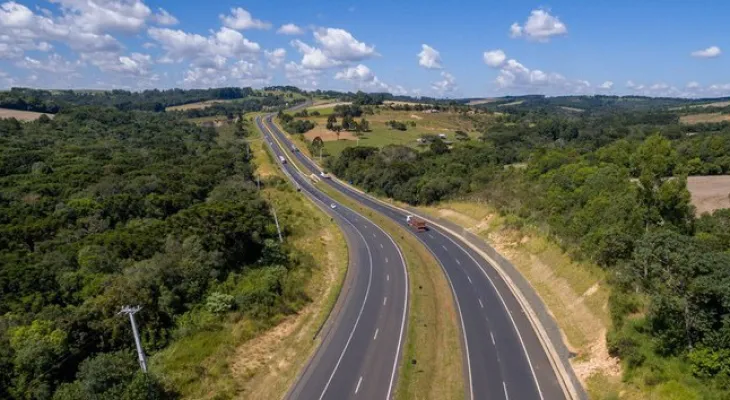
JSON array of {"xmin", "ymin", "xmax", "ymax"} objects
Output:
[
  {"xmin": 491, "ymin": 332, "xmax": 496, "ymax": 345},
  {"xmin": 467, "ymin": 275, "xmax": 472, "ymax": 284},
  {"xmin": 427, "ymin": 233, "xmax": 434, "ymax": 239},
  {"xmin": 455, "ymin": 258, "xmax": 461, "ymax": 265},
  {"xmin": 355, "ymin": 376, "xmax": 363, "ymax": 394},
  {"xmin": 380, "ymin": 243, "xmax": 383, "ymax": 249},
  {"xmin": 385, "ymin": 257, "xmax": 389, "ymax": 263},
  {"xmin": 386, "ymin": 274, "xmax": 390, "ymax": 281},
  {"xmin": 441, "ymin": 245, "xmax": 448, "ymax": 251},
  {"xmin": 373, "ymin": 328, "xmax": 379, "ymax": 340},
  {"xmin": 383, "ymin": 297, "xmax": 387, "ymax": 305},
  {"xmin": 503, "ymin": 381, "xmax": 509, "ymax": 400},
  {"xmin": 372, "ymin": 233, "xmax": 377, "ymax": 238},
  {"xmin": 479, "ymin": 298, "xmax": 484, "ymax": 308}
]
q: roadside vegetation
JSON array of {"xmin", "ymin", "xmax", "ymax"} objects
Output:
[{"xmin": 325, "ymin": 96, "xmax": 730, "ymax": 398}]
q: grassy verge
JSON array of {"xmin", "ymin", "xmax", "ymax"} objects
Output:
[
  {"xmin": 152, "ymin": 117, "xmax": 349, "ymax": 400},
  {"xmin": 268, "ymin": 121, "xmax": 464, "ymax": 399}
]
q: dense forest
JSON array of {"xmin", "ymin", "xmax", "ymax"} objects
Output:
[
  {"xmin": 327, "ymin": 102, "xmax": 730, "ymax": 397},
  {"xmin": 0, "ymin": 87, "xmax": 260, "ymax": 113},
  {"xmin": 0, "ymin": 102, "xmax": 309, "ymax": 398}
]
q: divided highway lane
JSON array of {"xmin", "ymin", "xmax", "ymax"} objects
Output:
[
  {"xmin": 254, "ymin": 116, "xmax": 409, "ymax": 400},
  {"xmin": 263, "ymin": 115, "xmax": 567, "ymax": 400}
]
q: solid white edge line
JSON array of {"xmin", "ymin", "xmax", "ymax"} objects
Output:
[
  {"xmin": 491, "ymin": 332, "xmax": 496, "ymax": 345},
  {"xmin": 263, "ymin": 115, "xmax": 410, "ymax": 400},
  {"xmin": 503, "ymin": 381, "xmax": 509, "ymax": 400},
  {"xmin": 479, "ymin": 299, "xmax": 484, "ymax": 308},
  {"xmin": 374, "ymin": 328, "xmax": 379, "ymax": 340},
  {"xmin": 355, "ymin": 376, "xmax": 363, "ymax": 394},
  {"xmin": 438, "ymin": 232, "xmax": 545, "ymax": 400}
]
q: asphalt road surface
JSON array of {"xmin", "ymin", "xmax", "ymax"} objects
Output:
[
  {"xmin": 255, "ymin": 116, "xmax": 409, "ymax": 400},
  {"xmin": 261, "ymin": 114, "xmax": 567, "ymax": 400}
]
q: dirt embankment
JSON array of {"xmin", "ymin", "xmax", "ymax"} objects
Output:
[{"xmin": 687, "ymin": 175, "xmax": 730, "ymax": 214}]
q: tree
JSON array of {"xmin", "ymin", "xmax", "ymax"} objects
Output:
[
  {"xmin": 326, "ymin": 115, "xmax": 337, "ymax": 130},
  {"xmin": 430, "ymin": 138, "xmax": 449, "ymax": 154},
  {"xmin": 333, "ymin": 125, "xmax": 342, "ymax": 140},
  {"xmin": 455, "ymin": 130, "xmax": 469, "ymax": 141},
  {"xmin": 311, "ymin": 136, "xmax": 324, "ymax": 151},
  {"xmin": 359, "ymin": 118, "xmax": 370, "ymax": 132}
]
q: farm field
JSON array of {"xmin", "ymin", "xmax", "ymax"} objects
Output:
[
  {"xmin": 0, "ymin": 108, "xmax": 53, "ymax": 121},
  {"xmin": 679, "ymin": 113, "xmax": 730, "ymax": 124},
  {"xmin": 292, "ymin": 106, "xmax": 486, "ymax": 157},
  {"xmin": 687, "ymin": 175, "xmax": 730, "ymax": 214},
  {"xmin": 165, "ymin": 99, "xmax": 235, "ymax": 111}
]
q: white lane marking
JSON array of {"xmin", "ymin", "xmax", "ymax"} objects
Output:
[
  {"xmin": 428, "ymin": 233, "xmax": 434, "ymax": 239},
  {"xmin": 372, "ymin": 233, "xmax": 377, "ymax": 238},
  {"xmin": 383, "ymin": 297, "xmax": 387, "ymax": 306},
  {"xmin": 441, "ymin": 245, "xmax": 448, "ymax": 251},
  {"xmin": 380, "ymin": 243, "xmax": 383, "ymax": 249},
  {"xmin": 437, "ymin": 232, "xmax": 545, "ymax": 400},
  {"xmin": 467, "ymin": 275, "xmax": 472, "ymax": 284},
  {"xmin": 387, "ymin": 274, "xmax": 390, "ymax": 281},
  {"xmin": 491, "ymin": 332, "xmax": 496, "ymax": 345},
  {"xmin": 503, "ymin": 381, "xmax": 509, "ymax": 400},
  {"xmin": 264, "ymin": 115, "xmax": 409, "ymax": 400},
  {"xmin": 373, "ymin": 328, "xmax": 379, "ymax": 340},
  {"xmin": 317, "ymin": 219, "xmax": 374, "ymax": 400},
  {"xmin": 479, "ymin": 299, "xmax": 484, "ymax": 308},
  {"xmin": 385, "ymin": 257, "xmax": 389, "ymax": 263},
  {"xmin": 455, "ymin": 258, "xmax": 461, "ymax": 265},
  {"xmin": 355, "ymin": 376, "xmax": 363, "ymax": 394}
]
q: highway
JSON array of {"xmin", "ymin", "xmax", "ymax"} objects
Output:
[
  {"xmin": 261, "ymin": 114, "xmax": 567, "ymax": 400},
  {"xmin": 255, "ymin": 116, "xmax": 409, "ymax": 400}
]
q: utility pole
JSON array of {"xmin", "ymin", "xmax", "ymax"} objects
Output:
[
  {"xmin": 271, "ymin": 207, "xmax": 283, "ymax": 242},
  {"xmin": 257, "ymin": 175, "xmax": 261, "ymax": 191},
  {"xmin": 119, "ymin": 306, "xmax": 147, "ymax": 373},
  {"xmin": 319, "ymin": 147, "xmax": 323, "ymax": 162}
]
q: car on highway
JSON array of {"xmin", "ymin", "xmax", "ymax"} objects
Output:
[
  {"xmin": 320, "ymin": 171, "xmax": 331, "ymax": 179},
  {"xmin": 330, "ymin": 203, "xmax": 337, "ymax": 209}
]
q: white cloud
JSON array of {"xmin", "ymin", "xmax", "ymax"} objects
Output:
[
  {"xmin": 418, "ymin": 44, "xmax": 442, "ymax": 69},
  {"xmin": 598, "ymin": 81, "xmax": 614, "ymax": 90},
  {"xmin": 183, "ymin": 66, "xmax": 228, "ymax": 87},
  {"xmin": 431, "ymin": 71, "xmax": 457, "ymax": 95},
  {"xmin": 483, "ymin": 49, "xmax": 506, "ymax": 67},
  {"xmin": 277, "ymin": 23, "xmax": 304, "ymax": 35},
  {"xmin": 83, "ymin": 51, "xmax": 153, "ymax": 76},
  {"xmin": 291, "ymin": 38, "xmax": 341, "ymax": 69},
  {"xmin": 691, "ymin": 46, "xmax": 721, "ymax": 58},
  {"xmin": 313, "ymin": 27, "xmax": 376, "ymax": 61},
  {"xmin": 264, "ymin": 48, "xmax": 286, "ymax": 68},
  {"xmin": 284, "ymin": 61, "xmax": 321, "ymax": 87},
  {"xmin": 686, "ymin": 81, "xmax": 700, "ymax": 89},
  {"xmin": 17, "ymin": 53, "xmax": 80, "ymax": 73},
  {"xmin": 485, "ymin": 50, "xmax": 589, "ymax": 94},
  {"xmin": 335, "ymin": 63, "xmax": 375, "ymax": 82},
  {"xmin": 230, "ymin": 59, "xmax": 270, "ymax": 86},
  {"xmin": 51, "ymin": 0, "xmax": 153, "ymax": 34},
  {"xmin": 148, "ymin": 27, "xmax": 259, "ymax": 66},
  {"xmin": 220, "ymin": 7, "xmax": 270, "ymax": 30},
  {"xmin": 154, "ymin": 8, "xmax": 178, "ymax": 26},
  {"xmin": 510, "ymin": 9, "xmax": 567, "ymax": 42}
]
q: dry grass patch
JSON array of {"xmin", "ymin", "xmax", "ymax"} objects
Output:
[
  {"xmin": 166, "ymin": 99, "xmax": 234, "ymax": 111},
  {"xmin": 687, "ymin": 175, "xmax": 730, "ymax": 214},
  {"xmin": 303, "ymin": 124, "xmax": 357, "ymax": 141},
  {"xmin": 680, "ymin": 113, "xmax": 730, "ymax": 124},
  {"xmin": 0, "ymin": 108, "xmax": 53, "ymax": 121}
]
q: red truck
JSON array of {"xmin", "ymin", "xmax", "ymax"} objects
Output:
[{"xmin": 406, "ymin": 215, "xmax": 427, "ymax": 232}]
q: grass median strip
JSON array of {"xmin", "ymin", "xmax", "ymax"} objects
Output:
[{"xmin": 267, "ymin": 119, "xmax": 464, "ymax": 399}]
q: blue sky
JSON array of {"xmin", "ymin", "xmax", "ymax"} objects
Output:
[{"xmin": 0, "ymin": 0, "xmax": 728, "ymax": 98}]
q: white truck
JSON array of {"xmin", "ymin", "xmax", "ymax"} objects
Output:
[{"xmin": 279, "ymin": 155, "xmax": 287, "ymax": 164}]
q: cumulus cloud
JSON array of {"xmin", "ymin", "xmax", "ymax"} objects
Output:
[
  {"xmin": 686, "ymin": 81, "xmax": 700, "ymax": 89},
  {"xmin": 16, "ymin": 53, "xmax": 80, "ymax": 73},
  {"xmin": 277, "ymin": 23, "xmax": 304, "ymax": 35},
  {"xmin": 598, "ymin": 81, "xmax": 614, "ymax": 90},
  {"xmin": 229, "ymin": 59, "xmax": 271, "ymax": 85},
  {"xmin": 510, "ymin": 9, "xmax": 567, "ymax": 42},
  {"xmin": 431, "ymin": 71, "xmax": 457, "ymax": 95},
  {"xmin": 154, "ymin": 8, "xmax": 178, "ymax": 26},
  {"xmin": 284, "ymin": 61, "xmax": 321, "ymax": 87},
  {"xmin": 82, "ymin": 51, "xmax": 153, "ymax": 76},
  {"xmin": 485, "ymin": 49, "xmax": 589, "ymax": 94},
  {"xmin": 483, "ymin": 49, "xmax": 506, "ymax": 67},
  {"xmin": 265, "ymin": 48, "xmax": 286, "ymax": 68},
  {"xmin": 313, "ymin": 27, "xmax": 376, "ymax": 61},
  {"xmin": 291, "ymin": 39, "xmax": 341, "ymax": 69},
  {"xmin": 220, "ymin": 7, "xmax": 270, "ymax": 30},
  {"xmin": 418, "ymin": 44, "xmax": 442, "ymax": 69},
  {"xmin": 148, "ymin": 26, "xmax": 260, "ymax": 66},
  {"xmin": 334, "ymin": 64, "xmax": 402, "ymax": 93},
  {"xmin": 691, "ymin": 46, "xmax": 721, "ymax": 58}
]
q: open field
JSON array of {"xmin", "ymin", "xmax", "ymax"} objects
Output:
[
  {"xmin": 679, "ymin": 113, "xmax": 730, "ymax": 124},
  {"xmin": 307, "ymin": 101, "xmax": 351, "ymax": 110},
  {"xmin": 293, "ymin": 107, "xmax": 487, "ymax": 157},
  {"xmin": 687, "ymin": 175, "xmax": 730, "ymax": 214},
  {"xmin": 671, "ymin": 100, "xmax": 730, "ymax": 110},
  {"xmin": 497, "ymin": 100, "xmax": 525, "ymax": 107},
  {"xmin": 560, "ymin": 106, "xmax": 585, "ymax": 113},
  {"xmin": 0, "ymin": 108, "xmax": 53, "ymax": 121},
  {"xmin": 166, "ymin": 99, "xmax": 236, "ymax": 111},
  {"xmin": 467, "ymin": 98, "xmax": 498, "ymax": 105}
]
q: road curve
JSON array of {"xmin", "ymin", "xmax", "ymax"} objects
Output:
[
  {"xmin": 255, "ymin": 116, "xmax": 409, "ymax": 400},
  {"xmin": 262, "ymin": 114, "xmax": 567, "ymax": 400}
]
